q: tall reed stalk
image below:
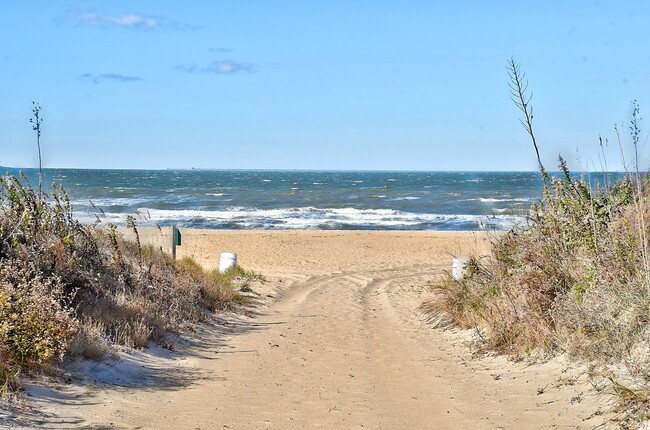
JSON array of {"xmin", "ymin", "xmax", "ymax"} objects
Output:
[
  {"xmin": 29, "ymin": 102, "xmax": 43, "ymax": 199},
  {"xmin": 507, "ymin": 58, "xmax": 548, "ymax": 185}
]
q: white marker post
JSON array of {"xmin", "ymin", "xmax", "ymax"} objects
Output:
[
  {"xmin": 452, "ymin": 257, "xmax": 470, "ymax": 280},
  {"xmin": 220, "ymin": 252, "xmax": 238, "ymax": 273}
]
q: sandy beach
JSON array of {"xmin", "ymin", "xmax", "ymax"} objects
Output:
[
  {"xmin": 20, "ymin": 229, "xmax": 609, "ymax": 429},
  {"xmin": 3, "ymin": 1, "xmax": 643, "ymax": 426}
]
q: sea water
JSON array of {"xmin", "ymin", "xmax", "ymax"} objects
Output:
[{"xmin": 2, "ymin": 168, "xmax": 606, "ymax": 231}]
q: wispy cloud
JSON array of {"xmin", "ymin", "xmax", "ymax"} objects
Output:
[
  {"xmin": 207, "ymin": 60, "xmax": 256, "ymax": 74},
  {"xmin": 175, "ymin": 60, "xmax": 257, "ymax": 75},
  {"xmin": 66, "ymin": 11, "xmax": 196, "ymax": 31},
  {"xmin": 79, "ymin": 73, "xmax": 143, "ymax": 84},
  {"xmin": 208, "ymin": 47, "xmax": 233, "ymax": 54}
]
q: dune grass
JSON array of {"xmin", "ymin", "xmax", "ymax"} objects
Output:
[
  {"xmin": 424, "ymin": 59, "xmax": 650, "ymax": 426},
  {"xmin": 425, "ymin": 168, "xmax": 650, "ymax": 425},
  {"xmin": 0, "ymin": 173, "xmax": 246, "ymax": 396}
]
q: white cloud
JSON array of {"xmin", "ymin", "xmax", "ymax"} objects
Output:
[
  {"xmin": 79, "ymin": 73, "xmax": 143, "ymax": 84},
  {"xmin": 176, "ymin": 60, "xmax": 256, "ymax": 75},
  {"xmin": 67, "ymin": 11, "xmax": 189, "ymax": 30},
  {"xmin": 209, "ymin": 61, "xmax": 256, "ymax": 74},
  {"xmin": 108, "ymin": 13, "xmax": 158, "ymax": 29}
]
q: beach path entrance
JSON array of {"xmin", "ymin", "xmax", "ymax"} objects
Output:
[{"xmin": 33, "ymin": 230, "xmax": 605, "ymax": 429}]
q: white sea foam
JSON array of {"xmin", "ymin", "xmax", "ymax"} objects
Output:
[
  {"xmin": 73, "ymin": 212, "xmax": 126, "ymax": 224},
  {"xmin": 392, "ymin": 196, "xmax": 420, "ymax": 201},
  {"xmin": 479, "ymin": 198, "xmax": 530, "ymax": 203},
  {"xmin": 79, "ymin": 206, "xmax": 525, "ymax": 231},
  {"xmin": 71, "ymin": 197, "xmax": 153, "ymax": 207}
]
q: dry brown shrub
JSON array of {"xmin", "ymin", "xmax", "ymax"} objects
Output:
[
  {"xmin": 0, "ymin": 261, "xmax": 76, "ymax": 368},
  {"xmin": 67, "ymin": 318, "xmax": 109, "ymax": 360},
  {"xmin": 426, "ymin": 171, "xmax": 650, "ymax": 424},
  {"xmin": 0, "ymin": 174, "xmax": 243, "ymax": 391}
]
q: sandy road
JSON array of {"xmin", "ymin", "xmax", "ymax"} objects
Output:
[{"xmin": 17, "ymin": 231, "xmax": 608, "ymax": 429}]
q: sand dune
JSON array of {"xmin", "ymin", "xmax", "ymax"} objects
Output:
[{"xmin": 18, "ymin": 230, "xmax": 609, "ymax": 429}]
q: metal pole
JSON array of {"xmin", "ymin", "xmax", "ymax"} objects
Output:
[{"xmin": 169, "ymin": 225, "xmax": 176, "ymax": 260}]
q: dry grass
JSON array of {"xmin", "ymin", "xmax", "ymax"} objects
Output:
[
  {"xmin": 424, "ymin": 168, "xmax": 650, "ymax": 424},
  {"xmin": 423, "ymin": 59, "xmax": 650, "ymax": 425},
  {"xmin": 0, "ymin": 173, "xmax": 246, "ymax": 395},
  {"xmin": 431, "ymin": 173, "xmax": 646, "ymax": 356}
]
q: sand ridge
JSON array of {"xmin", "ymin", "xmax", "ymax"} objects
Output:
[{"xmin": 17, "ymin": 230, "xmax": 610, "ymax": 429}]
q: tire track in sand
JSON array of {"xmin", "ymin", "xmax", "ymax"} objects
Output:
[{"xmin": 40, "ymin": 266, "xmax": 605, "ymax": 429}]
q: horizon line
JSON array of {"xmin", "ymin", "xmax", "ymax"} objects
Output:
[{"xmin": 0, "ymin": 165, "xmax": 632, "ymax": 174}]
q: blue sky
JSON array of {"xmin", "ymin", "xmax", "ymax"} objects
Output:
[{"xmin": 1, "ymin": 1, "xmax": 649, "ymax": 171}]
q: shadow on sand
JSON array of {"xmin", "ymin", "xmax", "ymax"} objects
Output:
[{"xmin": 2, "ymin": 294, "xmax": 278, "ymax": 429}]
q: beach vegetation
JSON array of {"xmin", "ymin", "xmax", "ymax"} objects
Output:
[
  {"xmin": 0, "ymin": 173, "xmax": 245, "ymax": 396},
  {"xmin": 29, "ymin": 102, "xmax": 44, "ymax": 199},
  {"xmin": 425, "ymin": 58, "xmax": 650, "ymax": 425}
]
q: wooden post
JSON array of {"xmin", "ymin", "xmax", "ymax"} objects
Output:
[{"xmin": 169, "ymin": 225, "xmax": 177, "ymax": 260}]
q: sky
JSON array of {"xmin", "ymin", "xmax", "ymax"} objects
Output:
[{"xmin": 1, "ymin": 1, "xmax": 649, "ymax": 171}]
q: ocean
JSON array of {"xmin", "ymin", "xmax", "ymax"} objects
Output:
[{"xmin": 3, "ymin": 168, "xmax": 553, "ymax": 231}]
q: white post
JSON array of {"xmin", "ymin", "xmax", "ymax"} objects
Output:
[
  {"xmin": 452, "ymin": 257, "xmax": 470, "ymax": 280},
  {"xmin": 219, "ymin": 253, "xmax": 238, "ymax": 273}
]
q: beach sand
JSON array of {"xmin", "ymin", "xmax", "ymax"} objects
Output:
[{"xmin": 21, "ymin": 229, "xmax": 610, "ymax": 429}]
